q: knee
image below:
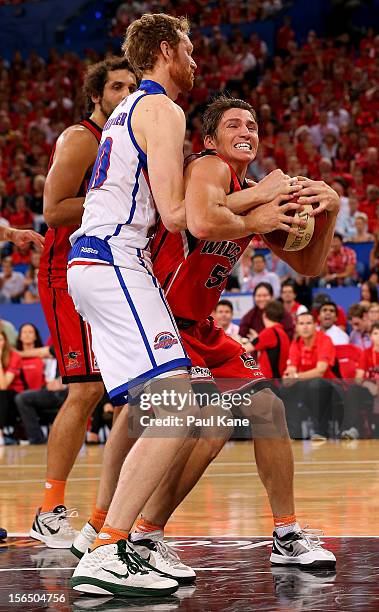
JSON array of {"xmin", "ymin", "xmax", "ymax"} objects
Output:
[{"xmin": 68, "ymin": 382, "xmax": 105, "ymax": 418}]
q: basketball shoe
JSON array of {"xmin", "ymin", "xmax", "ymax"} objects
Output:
[
  {"xmin": 30, "ymin": 505, "xmax": 78, "ymax": 548},
  {"xmin": 270, "ymin": 525, "xmax": 336, "ymax": 568},
  {"xmin": 70, "ymin": 538, "xmax": 178, "ymax": 597},
  {"xmin": 72, "ymin": 523, "xmax": 196, "ymax": 583},
  {"xmin": 129, "ymin": 532, "xmax": 196, "ymax": 584}
]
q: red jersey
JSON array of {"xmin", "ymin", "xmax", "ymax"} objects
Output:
[
  {"xmin": 288, "ymin": 330, "xmax": 336, "ymax": 379},
  {"xmin": 151, "ymin": 151, "xmax": 252, "ymax": 322},
  {"xmin": 6, "ymin": 351, "xmax": 23, "ymax": 393},
  {"xmin": 252, "ymin": 323, "xmax": 290, "ymax": 379},
  {"xmin": 21, "ymin": 357, "xmax": 46, "ymax": 390},
  {"xmin": 358, "ymin": 347, "xmax": 379, "ymax": 382},
  {"xmin": 39, "ymin": 119, "xmax": 102, "ymax": 290}
]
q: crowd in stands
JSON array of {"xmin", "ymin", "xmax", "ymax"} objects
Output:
[
  {"xmin": 0, "ymin": 319, "xmax": 112, "ymax": 445},
  {"xmin": 214, "ymin": 276, "xmax": 379, "ymax": 441},
  {"xmin": 0, "ymin": 9, "xmax": 378, "ymax": 298},
  {"xmin": 110, "ymin": 0, "xmax": 285, "ymax": 36}
]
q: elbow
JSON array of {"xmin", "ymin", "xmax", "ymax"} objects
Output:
[
  {"xmin": 43, "ymin": 208, "xmax": 58, "ymax": 228},
  {"xmin": 187, "ymin": 219, "xmax": 215, "ymax": 241}
]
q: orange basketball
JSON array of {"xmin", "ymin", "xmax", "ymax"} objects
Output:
[{"xmin": 264, "ymin": 202, "xmax": 328, "ymax": 252}]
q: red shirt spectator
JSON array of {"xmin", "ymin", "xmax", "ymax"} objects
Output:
[
  {"xmin": 253, "ymin": 323, "xmax": 290, "ymax": 378},
  {"xmin": 288, "ymin": 330, "xmax": 336, "ymax": 379},
  {"xmin": 6, "ymin": 350, "xmax": 24, "ymax": 392},
  {"xmin": 20, "ymin": 357, "xmax": 45, "ymax": 390},
  {"xmin": 323, "ymin": 234, "xmax": 357, "ymax": 284}
]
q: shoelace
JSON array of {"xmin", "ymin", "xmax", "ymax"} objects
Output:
[
  {"xmin": 117, "ymin": 540, "xmax": 149, "ymax": 575},
  {"xmin": 43, "ymin": 508, "xmax": 78, "ymax": 535},
  {"xmin": 297, "ymin": 526, "xmax": 324, "ymax": 550},
  {"xmin": 156, "ymin": 540, "xmax": 183, "ymax": 566}
]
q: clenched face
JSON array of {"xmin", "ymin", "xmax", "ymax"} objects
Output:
[
  {"xmin": 206, "ymin": 108, "xmax": 259, "ymax": 166},
  {"xmin": 98, "ymin": 69, "xmax": 138, "ymax": 118}
]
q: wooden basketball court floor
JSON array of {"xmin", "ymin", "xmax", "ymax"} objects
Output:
[{"xmin": 0, "ymin": 439, "xmax": 378, "ymax": 610}]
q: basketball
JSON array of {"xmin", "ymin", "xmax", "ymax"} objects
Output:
[{"xmin": 264, "ymin": 201, "xmax": 328, "ymax": 252}]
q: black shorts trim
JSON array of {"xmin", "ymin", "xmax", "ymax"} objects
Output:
[{"xmin": 62, "ymin": 374, "xmax": 103, "ymax": 385}]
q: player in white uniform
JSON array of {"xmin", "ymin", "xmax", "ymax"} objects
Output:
[{"xmin": 68, "ymin": 14, "xmax": 199, "ymax": 598}]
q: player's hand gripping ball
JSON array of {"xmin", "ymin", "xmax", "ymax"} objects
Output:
[{"xmin": 265, "ymin": 196, "xmax": 328, "ymax": 252}]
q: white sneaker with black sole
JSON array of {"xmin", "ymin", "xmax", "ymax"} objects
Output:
[
  {"xmin": 129, "ymin": 532, "xmax": 196, "ymax": 584},
  {"xmin": 30, "ymin": 505, "xmax": 78, "ymax": 548},
  {"xmin": 270, "ymin": 526, "xmax": 336, "ymax": 568},
  {"xmin": 71, "ymin": 521, "xmax": 98, "ymax": 558},
  {"xmin": 70, "ymin": 538, "xmax": 178, "ymax": 597}
]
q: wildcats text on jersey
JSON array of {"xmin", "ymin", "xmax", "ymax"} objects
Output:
[{"xmin": 200, "ymin": 240, "xmax": 242, "ymax": 267}]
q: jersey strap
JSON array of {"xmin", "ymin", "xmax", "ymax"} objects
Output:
[{"xmin": 79, "ymin": 118, "xmax": 102, "ymax": 143}]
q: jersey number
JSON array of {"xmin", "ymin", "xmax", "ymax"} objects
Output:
[
  {"xmin": 88, "ymin": 137, "xmax": 113, "ymax": 191},
  {"xmin": 206, "ymin": 264, "xmax": 229, "ymax": 289}
]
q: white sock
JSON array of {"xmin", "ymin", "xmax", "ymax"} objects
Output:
[{"xmin": 276, "ymin": 521, "xmax": 300, "ymax": 538}]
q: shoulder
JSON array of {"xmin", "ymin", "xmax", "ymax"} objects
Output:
[
  {"xmin": 56, "ymin": 123, "xmax": 100, "ymax": 148},
  {"xmin": 185, "ymin": 152, "xmax": 231, "ymax": 185},
  {"xmin": 137, "ymin": 94, "xmax": 185, "ymax": 122},
  {"xmin": 9, "ymin": 351, "xmax": 22, "ymax": 367}
]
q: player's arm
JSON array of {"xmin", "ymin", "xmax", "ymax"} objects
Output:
[
  {"xmin": 0, "ymin": 226, "xmax": 44, "ymax": 250},
  {"xmin": 185, "ymin": 156, "xmax": 256, "ymax": 240},
  {"xmin": 225, "ymin": 169, "xmax": 303, "ymax": 214},
  {"xmin": 43, "ymin": 126, "xmax": 99, "ymax": 228},
  {"xmin": 135, "ymin": 96, "xmax": 187, "ymax": 233}
]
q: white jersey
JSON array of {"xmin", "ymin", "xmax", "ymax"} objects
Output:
[{"xmin": 70, "ymin": 79, "xmax": 166, "ymax": 268}]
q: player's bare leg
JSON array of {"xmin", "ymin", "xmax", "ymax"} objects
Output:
[
  {"xmin": 46, "ymin": 382, "xmax": 104, "ymax": 481},
  {"xmin": 29, "ymin": 381, "xmax": 104, "ymax": 548},
  {"xmin": 253, "ymin": 437, "xmax": 295, "ymax": 517}
]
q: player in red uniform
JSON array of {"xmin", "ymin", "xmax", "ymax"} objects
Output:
[
  {"xmin": 73, "ymin": 96, "xmax": 339, "ymax": 571},
  {"xmin": 30, "ymin": 58, "xmax": 137, "ymax": 548}
]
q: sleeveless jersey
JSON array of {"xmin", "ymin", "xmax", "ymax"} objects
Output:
[
  {"xmin": 39, "ymin": 118, "xmax": 102, "ymax": 290},
  {"xmin": 69, "ymin": 80, "xmax": 165, "ymax": 268},
  {"xmin": 151, "ymin": 151, "xmax": 253, "ymax": 322}
]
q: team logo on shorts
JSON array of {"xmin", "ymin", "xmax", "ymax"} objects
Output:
[
  {"xmin": 240, "ymin": 353, "xmax": 259, "ymax": 370},
  {"xmin": 65, "ymin": 348, "xmax": 82, "ymax": 370},
  {"xmin": 154, "ymin": 331, "xmax": 179, "ymax": 350},
  {"xmin": 190, "ymin": 366, "xmax": 213, "ymax": 380}
]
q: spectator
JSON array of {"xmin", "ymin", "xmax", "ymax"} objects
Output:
[
  {"xmin": 23, "ymin": 251, "xmax": 40, "ymax": 304},
  {"xmin": 0, "ymin": 257, "xmax": 25, "ymax": 303},
  {"xmin": 342, "ymin": 323, "xmax": 379, "ymax": 439},
  {"xmin": 16, "ymin": 323, "xmax": 45, "ymax": 391},
  {"xmin": 0, "ymin": 318, "xmax": 17, "ymax": 346},
  {"xmin": 348, "ymin": 304, "xmax": 371, "ymax": 349},
  {"xmin": 360, "ymin": 281, "xmax": 379, "ymax": 308},
  {"xmin": 320, "ymin": 233, "xmax": 357, "ymax": 287},
  {"xmin": 337, "ymin": 194, "xmax": 359, "ymax": 240},
  {"xmin": 30, "ymin": 175, "xmax": 46, "ymax": 233},
  {"xmin": 369, "ymin": 231, "xmax": 379, "ymax": 274},
  {"xmin": 239, "ymin": 282, "xmax": 295, "ymax": 341},
  {"xmin": 214, "ymin": 300, "xmax": 240, "ymax": 340},
  {"xmin": 282, "ymin": 312, "xmax": 343, "ymax": 440},
  {"xmin": 266, "ymin": 252, "xmax": 297, "ymax": 283},
  {"xmin": 241, "ymin": 254, "xmax": 281, "ymax": 297},
  {"xmin": 249, "ymin": 300, "xmax": 290, "ymax": 379},
  {"xmin": 7, "ymin": 195, "xmax": 34, "ymax": 230},
  {"xmin": 280, "ymin": 281, "xmax": 308, "ymax": 323},
  {"xmin": 349, "ymin": 213, "xmax": 374, "ymax": 243},
  {"xmin": 0, "ymin": 331, "xmax": 23, "ymax": 445},
  {"xmin": 318, "ymin": 302, "xmax": 350, "ymax": 346},
  {"xmin": 368, "ymin": 303, "xmax": 379, "ymax": 326}
]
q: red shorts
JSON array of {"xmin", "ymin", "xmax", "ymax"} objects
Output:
[
  {"xmin": 39, "ymin": 282, "xmax": 102, "ymax": 384},
  {"xmin": 179, "ymin": 317, "xmax": 267, "ymax": 393}
]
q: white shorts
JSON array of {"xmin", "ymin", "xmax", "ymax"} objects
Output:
[{"xmin": 67, "ymin": 257, "xmax": 190, "ymax": 406}]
